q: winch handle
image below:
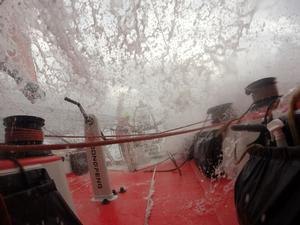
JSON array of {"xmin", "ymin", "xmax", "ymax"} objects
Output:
[
  {"xmin": 64, "ymin": 97, "xmax": 89, "ymax": 122},
  {"xmin": 64, "ymin": 97, "xmax": 80, "ymax": 106},
  {"xmin": 231, "ymin": 124, "xmax": 268, "ymax": 133}
]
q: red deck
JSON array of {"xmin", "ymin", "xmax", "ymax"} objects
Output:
[{"xmin": 68, "ymin": 160, "xmax": 239, "ymax": 225}]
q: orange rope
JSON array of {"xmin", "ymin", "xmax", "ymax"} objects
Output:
[
  {"xmin": 0, "ymin": 106, "xmax": 270, "ymax": 152},
  {"xmin": 44, "ymin": 118, "xmax": 212, "ymax": 139},
  {"xmin": 5, "ymin": 128, "xmax": 44, "ymax": 144},
  {"xmin": 0, "ymin": 120, "xmax": 234, "ymax": 152}
]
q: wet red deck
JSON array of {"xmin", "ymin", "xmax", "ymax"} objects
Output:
[{"xmin": 68, "ymin": 160, "xmax": 239, "ymax": 225}]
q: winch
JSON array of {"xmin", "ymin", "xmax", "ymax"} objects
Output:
[{"xmin": 245, "ymin": 77, "xmax": 279, "ymax": 110}]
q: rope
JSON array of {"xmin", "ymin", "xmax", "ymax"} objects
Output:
[
  {"xmin": 136, "ymin": 153, "xmax": 178, "ymax": 172},
  {"xmin": 0, "ymin": 120, "xmax": 233, "ymax": 152},
  {"xmin": 144, "ymin": 166, "xmax": 156, "ymax": 225},
  {"xmin": 5, "ymin": 128, "xmax": 44, "ymax": 144},
  {"xmin": 43, "ymin": 127, "xmax": 70, "ymax": 144},
  {"xmin": 0, "ymin": 102, "xmax": 270, "ymax": 153},
  {"xmin": 233, "ymin": 98, "xmax": 281, "ymax": 164},
  {"xmin": 144, "ymin": 157, "xmax": 189, "ymax": 173},
  {"xmin": 44, "ymin": 118, "xmax": 212, "ymax": 139}
]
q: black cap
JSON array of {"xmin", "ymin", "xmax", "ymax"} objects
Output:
[
  {"xmin": 245, "ymin": 77, "xmax": 276, "ymax": 95},
  {"xmin": 3, "ymin": 115, "xmax": 45, "ymax": 129}
]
